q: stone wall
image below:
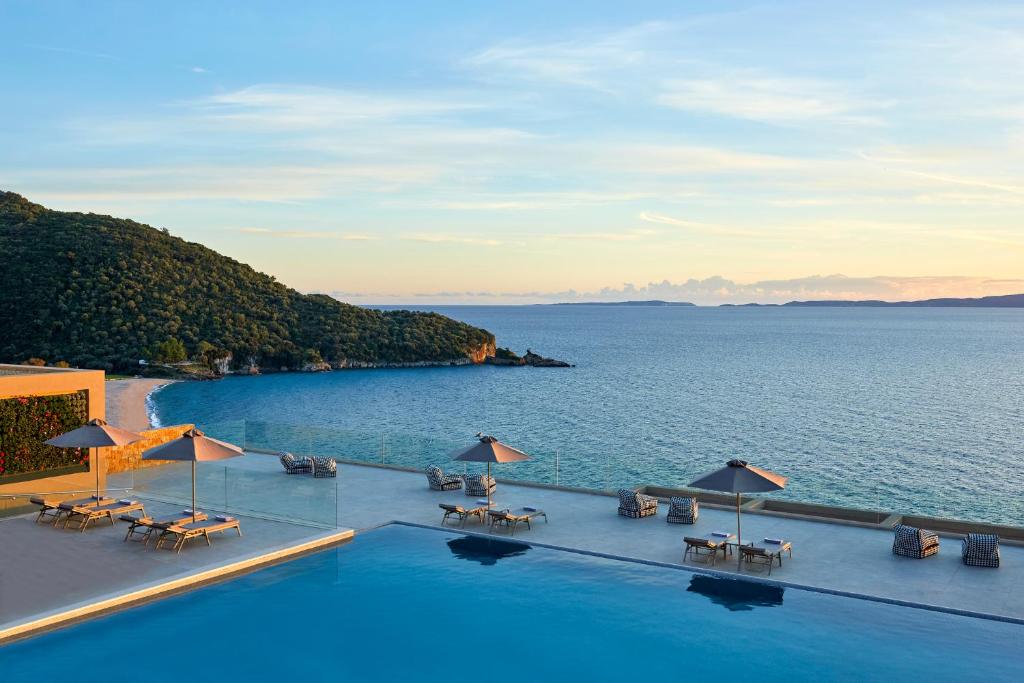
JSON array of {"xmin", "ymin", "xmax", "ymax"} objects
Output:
[{"xmin": 105, "ymin": 424, "xmax": 194, "ymax": 474}]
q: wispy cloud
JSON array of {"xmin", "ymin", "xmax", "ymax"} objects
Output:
[
  {"xmin": 340, "ymin": 274, "xmax": 1024, "ymax": 305},
  {"xmin": 400, "ymin": 234, "xmax": 502, "ymax": 246},
  {"xmin": 656, "ymin": 76, "xmax": 886, "ymax": 125},
  {"xmin": 192, "ymin": 84, "xmax": 484, "ymax": 130},
  {"xmin": 237, "ymin": 227, "xmax": 373, "ymax": 240}
]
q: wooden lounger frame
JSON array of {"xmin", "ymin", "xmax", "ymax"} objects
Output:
[
  {"xmin": 155, "ymin": 519, "xmax": 243, "ymax": 554},
  {"xmin": 61, "ymin": 501, "xmax": 145, "ymax": 532}
]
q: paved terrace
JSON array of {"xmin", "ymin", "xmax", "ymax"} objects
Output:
[
  {"xmin": 3, "ymin": 453, "xmax": 1022, "ymax": 639},
  {"xmin": 0, "ymin": 499, "xmax": 350, "ymax": 639},
  {"xmin": 308, "ymin": 458, "xmax": 1024, "ymax": 622}
]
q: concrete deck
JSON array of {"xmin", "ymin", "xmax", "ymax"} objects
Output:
[
  {"xmin": 327, "ymin": 460, "xmax": 1024, "ymax": 622},
  {"xmin": 4, "ymin": 453, "xmax": 1022, "ymax": 642},
  {"xmin": 197, "ymin": 453, "xmax": 1024, "ymax": 621},
  {"xmin": 0, "ymin": 499, "xmax": 351, "ymax": 641}
]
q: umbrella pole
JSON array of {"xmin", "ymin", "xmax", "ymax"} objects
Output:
[
  {"xmin": 487, "ymin": 462, "xmax": 492, "ymax": 508},
  {"xmin": 95, "ymin": 447, "xmax": 100, "ymax": 500},
  {"xmin": 192, "ymin": 461, "xmax": 197, "ymax": 524},
  {"xmin": 736, "ymin": 492, "xmax": 742, "ymax": 570}
]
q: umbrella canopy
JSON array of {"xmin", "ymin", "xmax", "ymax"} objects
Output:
[
  {"xmin": 689, "ymin": 459, "xmax": 787, "ymax": 494},
  {"xmin": 142, "ymin": 428, "xmax": 243, "ymax": 522},
  {"xmin": 141, "ymin": 428, "xmax": 243, "ymax": 462},
  {"xmin": 689, "ymin": 459, "xmax": 787, "ymax": 569},
  {"xmin": 451, "ymin": 434, "xmax": 531, "ymax": 508},
  {"xmin": 44, "ymin": 418, "xmax": 144, "ymax": 500},
  {"xmin": 451, "ymin": 434, "xmax": 531, "ymax": 464}
]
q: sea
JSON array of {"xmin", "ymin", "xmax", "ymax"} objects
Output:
[{"xmin": 150, "ymin": 305, "xmax": 1024, "ymax": 525}]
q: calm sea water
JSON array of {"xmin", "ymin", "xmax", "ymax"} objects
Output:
[{"xmin": 152, "ymin": 306, "xmax": 1024, "ymax": 525}]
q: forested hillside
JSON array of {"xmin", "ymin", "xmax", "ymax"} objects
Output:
[{"xmin": 0, "ymin": 192, "xmax": 495, "ymax": 371}]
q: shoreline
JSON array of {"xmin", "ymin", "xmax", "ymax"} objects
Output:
[{"xmin": 104, "ymin": 377, "xmax": 176, "ymax": 432}]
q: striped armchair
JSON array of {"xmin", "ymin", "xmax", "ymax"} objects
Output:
[
  {"xmin": 962, "ymin": 533, "xmax": 999, "ymax": 568},
  {"xmin": 426, "ymin": 466, "xmax": 463, "ymax": 491},
  {"xmin": 892, "ymin": 523, "xmax": 940, "ymax": 559},
  {"xmin": 279, "ymin": 452, "xmax": 312, "ymax": 475},
  {"xmin": 462, "ymin": 473, "xmax": 496, "ymax": 497},
  {"xmin": 666, "ymin": 496, "xmax": 699, "ymax": 524},
  {"xmin": 618, "ymin": 488, "xmax": 658, "ymax": 518},
  {"xmin": 312, "ymin": 456, "xmax": 337, "ymax": 478}
]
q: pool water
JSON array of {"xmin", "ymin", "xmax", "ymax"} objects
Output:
[{"xmin": 3, "ymin": 525, "xmax": 1021, "ymax": 682}]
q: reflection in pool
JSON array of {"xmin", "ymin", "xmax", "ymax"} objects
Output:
[{"xmin": 686, "ymin": 575, "xmax": 785, "ymax": 611}]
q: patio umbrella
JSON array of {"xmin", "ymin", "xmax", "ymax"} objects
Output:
[
  {"xmin": 44, "ymin": 418, "xmax": 144, "ymax": 501},
  {"xmin": 451, "ymin": 433, "xmax": 531, "ymax": 508},
  {"xmin": 142, "ymin": 428, "xmax": 243, "ymax": 522},
  {"xmin": 689, "ymin": 459, "xmax": 787, "ymax": 568}
]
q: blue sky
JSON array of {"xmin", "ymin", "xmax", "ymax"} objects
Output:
[{"xmin": 3, "ymin": 1, "xmax": 1024, "ymax": 303}]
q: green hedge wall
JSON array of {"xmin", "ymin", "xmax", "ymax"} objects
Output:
[{"xmin": 0, "ymin": 391, "xmax": 88, "ymax": 478}]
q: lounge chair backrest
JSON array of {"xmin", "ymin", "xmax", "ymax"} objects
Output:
[
  {"xmin": 439, "ymin": 504, "xmax": 463, "ymax": 513},
  {"xmin": 617, "ymin": 488, "xmax": 640, "ymax": 510},
  {"xmin": 426, "ymin": 466, "xmax": 445, "ymax": 487},
  {"xmin": 893, "ymin": 523, "xmax": 927, "ymax": 549},
  {"xmin": 964, "ymin": 533, "xmax": 999, "ymax": 556},
  {"xmin": 741, "ymin": 546, "xmax": 768, "ymax": 556},
  {"xmin": 684, "ymin": 536, "xmax": 713, "ymax": 548}
]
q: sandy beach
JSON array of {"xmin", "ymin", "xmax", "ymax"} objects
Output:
[{"xmin": 104, "ymin": 378, "xmax": 175, "ymax": 432}]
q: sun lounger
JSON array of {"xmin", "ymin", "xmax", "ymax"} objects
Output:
[
  {"xmin": 31, "ymin": 495, "xmax": 110, "ymax": 525},
  {"xmin": 426, "ymin": 466, "xmax": 463, "ymax": 491},
  {"xmin": 683, "ymin": 536, "xmax": 728, "ymax": 566},
  {"xmin": 487, "ymin": 508, "xmax": 547, "ymax": 535},
  {"xmin": 740, "ymin": 540, "xmax": 792, "ymax": 575},
  {"xmin": 439, "ymin": 503, "xmax": 486, "ymax": 527},
  {"xmin": 462, "ymin": 473, "xmax": 496, "ymax": 497},
  {"xmin": 618, "ymin": 488, "xmax": 658, "ymax": 518},
  {"xmin": 892, "ymin": 523, "xmax": 939, "ymax": 559},
  {"xmin": 666, "ymin": 496, "xmax": 699, "ymax": 524},
  {"xmin": 155, "ymin": 516, "xmax": 242, "ymax": 553},
  {"xmin": 962, "ymin": 533, "xmax": 1000, "ymax": 568},
  {"xmin": 61, "ymin": 499, "xmax": 145, "ymax": 532},
  {"xmin": 122, "ymin": 511, "xmax": 209, "ymax": 545}
]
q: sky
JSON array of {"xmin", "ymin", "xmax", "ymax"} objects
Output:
[{"xmin": 2, "ymin": 1, "xmax": 1024, "ymax": 304}]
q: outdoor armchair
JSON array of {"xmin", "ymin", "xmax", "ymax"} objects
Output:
[
  {"xmin": 312, "ymin": 456, "xmax": 337, "ymax": 478},
  {"xmin": 462, "ymin": 473, "xmax": 496, "ymax": 497},
  {"xmin": 426, "ymin": 465, "xmax": 463, "ymax": 491},
  {"xmin": 666, "ymin": 496, "xmax": 699, "ymax": 524},
  {"xmin": 892, "ymin": 523, "xmax": 939, "ymax": 559},
  {"xmin": 617, "ymin": 488, "xmax": 658, "ymax": 518},
  {"xmin": 961, "ymin": 533, "xmax": 999, "ymax": 568}
]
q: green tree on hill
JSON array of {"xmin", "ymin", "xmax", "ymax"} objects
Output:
[{"xmin": 0, "ymin": 191, "xmax": 495, "ymax": 371}]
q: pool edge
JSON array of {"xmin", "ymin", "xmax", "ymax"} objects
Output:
[
  {"xmin": 0, "ymin": 528, "xmax": 355, "ymax": 646},
  {"xmin": 386, "ymin": 521, "xmax": 1024, "ymax": 626}
]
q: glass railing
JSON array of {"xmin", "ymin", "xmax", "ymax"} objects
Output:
[
  {"xmin": 100, "ymin": 418, "xmax": 1023, "ymax": 529},
  {"xmin": 107, "ymin": 456, "xmax": 339, "ymax": 529}
]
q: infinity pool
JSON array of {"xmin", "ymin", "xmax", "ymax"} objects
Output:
[{"xmin": 2, "ymin": 524, "xmax": 1021, "ymax": 681}]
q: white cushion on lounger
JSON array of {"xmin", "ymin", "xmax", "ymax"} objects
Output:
[
  {"xmin": 216, "ymin": 515, "xmax": 235, "ymax": 522},
  {"xmin": 119, "ymin": 499, "xmax": 138, "ymax": 505}
]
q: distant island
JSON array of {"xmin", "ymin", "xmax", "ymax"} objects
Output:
[
  {"xmin": 549, "ymin": 300, "xmax": 696, "ymax": 307},
  {"xmin": 0, "ymin": 191, "xmax": 496, "ymax": 374},
  {"xmin": 723, "ymin": 293, "xmax": 1024, "ymax": 308}
]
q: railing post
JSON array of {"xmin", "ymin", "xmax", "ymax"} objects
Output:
[{"xmin": 555, "ymin": 449, "xmax": 560, "ymax": 487}]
